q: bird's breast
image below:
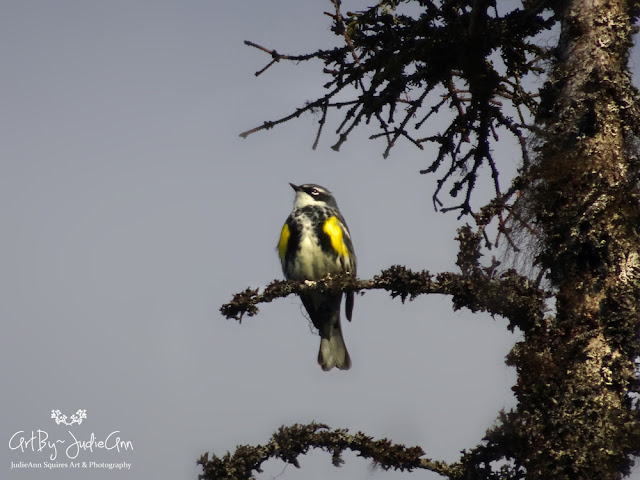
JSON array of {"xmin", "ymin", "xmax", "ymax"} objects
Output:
[{"xmin": 289, "ymin": 227, "xmax": 344, "ymax": 280}]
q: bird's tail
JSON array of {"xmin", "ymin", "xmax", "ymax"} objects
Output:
[{"xmin": 318, "ymin": 317, "xmax": 351, "ymax": 371}]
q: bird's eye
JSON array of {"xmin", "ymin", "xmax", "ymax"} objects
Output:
[{"xmin": 311, "ymin": 188, "xmax": 319, "ymax": 196}]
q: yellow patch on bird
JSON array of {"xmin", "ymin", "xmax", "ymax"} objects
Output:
[
  {"xmin": 323, "ymin": 216, "xmax": 350, "ymax": 257},
  {"xmin": 278, "ymin": 223, "xmax": 290, "ymax": 260}
]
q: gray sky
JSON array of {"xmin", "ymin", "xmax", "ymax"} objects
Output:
[{"xmin": 2, "ymin": 2, "xmax": 638, "ymax": 480}]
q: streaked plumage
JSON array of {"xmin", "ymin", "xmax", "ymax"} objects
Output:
[{"xmin": 278, "ymin": 183, "xmax": 356, "ymax": 371}]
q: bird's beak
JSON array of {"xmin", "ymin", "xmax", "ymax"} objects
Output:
[{"xmin": 289, "ymin": 183, "xmax": 300, "ymax": 192}]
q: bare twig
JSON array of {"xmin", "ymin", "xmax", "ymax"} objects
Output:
[
  {"xmin": 244, "ymin": 40, "xmax": 321, "ymax": 76},
  {"xmin": 329, "ymin": 0, "xmax": 363, "ymax": 67}
]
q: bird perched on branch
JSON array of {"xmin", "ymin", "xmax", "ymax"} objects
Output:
[{"xmin": 277, "ymin": 183, "xmax": 356, "ymax": 371}]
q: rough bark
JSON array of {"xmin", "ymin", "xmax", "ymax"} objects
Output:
[{"xmin": 509, "ymin": 0, "xmax": 640, "ymax": 478}]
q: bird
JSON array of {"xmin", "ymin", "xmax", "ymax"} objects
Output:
[{"xmin": 277, "ymin": 183, "xmax": 356, "ymax": 371}]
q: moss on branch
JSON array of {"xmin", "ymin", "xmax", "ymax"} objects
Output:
[
  {"xmin": 197, "ymin": 422, "xmax": 460, "ymax": 480},
  {"xmin": 220, "ymin": 264, "xmax": 548, "ymax": 332}
]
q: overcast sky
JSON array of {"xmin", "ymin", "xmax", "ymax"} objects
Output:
[{"xmin": 2, "ymin": 2, "xmax": 640, "ymax": 480}]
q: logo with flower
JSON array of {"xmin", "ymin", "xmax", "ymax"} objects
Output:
[{"xmin": 51, "ymin": 409, "xmax": 87, "ymax": 426}]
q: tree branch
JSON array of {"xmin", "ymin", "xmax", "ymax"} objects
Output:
[
  {"xmin": 220, "ymin": 262, "xmax": 548, "ymax": 333},
  {"xmin": 197, "ymin": 422, "xmax": 461, "ymax": 480},
  {"xmin": 239, "ymin": 2, "xmax": 555, "ymax": 214}
]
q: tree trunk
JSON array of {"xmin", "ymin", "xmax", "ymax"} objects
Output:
[{"xmin": 509, "ymin": 0, "xmax": 640, "ymax": 477}]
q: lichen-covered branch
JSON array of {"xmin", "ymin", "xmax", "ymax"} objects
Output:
[
  {"xmin": 197, "ymin": 422, "xmax": 461, "ymax": 480},
  {"xmin": 221, "ymin": 262, "xmax": 548, "ymax": 332}
]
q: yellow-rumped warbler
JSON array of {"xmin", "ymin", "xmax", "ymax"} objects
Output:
[{"xmin": 277, "ymin": 183, "xmax": 356, "ymax": 371}]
